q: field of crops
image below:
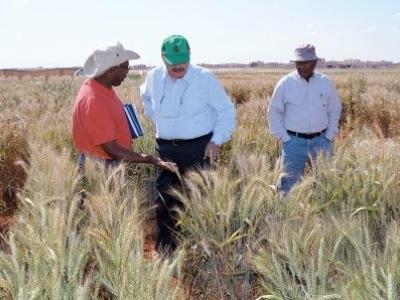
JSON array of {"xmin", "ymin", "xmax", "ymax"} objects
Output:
[{"xmin": 1, "ymin": 68, "xmax": 400, "ymax": 299}]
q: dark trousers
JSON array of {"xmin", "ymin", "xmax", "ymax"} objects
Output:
[{"xmin": 155, "ymin": 133, "xmax": 212, "ymax": 253}]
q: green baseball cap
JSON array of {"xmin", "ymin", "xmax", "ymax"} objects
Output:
[{"xmin": 161, "ymin": 35, "xmax": 190, "ymax": 65}]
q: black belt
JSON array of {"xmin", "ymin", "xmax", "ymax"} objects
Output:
[
  {"xmin": 156, "ymin": 132, "xmax": 212, "ymax": 145},
  {"xmin": 287, "ymin": 129, "xmax": 327, "ymax": 139}
]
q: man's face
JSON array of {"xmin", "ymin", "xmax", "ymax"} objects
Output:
[
  {"xmin": 111, "ymin": 61, "xmax": 130, "ymax": 86},
  {"xmin": 163, "ymin": 59, "xmax": 189, "ymax": 79},
  {"xmin": 295, "ymin": 60, "xmax": 317, "ymax": 80}
]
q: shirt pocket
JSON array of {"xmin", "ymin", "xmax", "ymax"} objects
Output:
[
  {"xmin": 180, "ymin": 89, "xmax": 208, "ymax": 116},
  {"xmin": 159, "ymin": 93, "xmax": 181, "ymax": 118},
  {"xmin": 318, "ymin": 90, "xmax": 329, "ymax": 109},
  {"xmin": 284, "ymin": 88, "xmax": 305, "ymax": 107}
]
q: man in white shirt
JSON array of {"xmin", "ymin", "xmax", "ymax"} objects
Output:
[
  {"xmin": 140, "ymin": 35, "xmax": 236, "ymax": 253},
  {"xmin": 268, "ymin": 44, "xmax": 342, "ymax": 196}
]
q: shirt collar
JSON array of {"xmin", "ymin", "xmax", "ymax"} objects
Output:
[{"xmin": 294, "ymin": 70, "xmax": 318, "ymax": 82}]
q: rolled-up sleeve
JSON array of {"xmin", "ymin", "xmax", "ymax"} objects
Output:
[
  {"xmin": 139, "ymin": 73, "xmax": 156, "ymax": 124},
  {"xmin": 325, "ymin": 80, "xmax": 342, "ymax": 140},
  {"xmin": 205, "ymin": 74, "xmax": 236, "ymax": 145},
  {"xmin": 268, "ymin": 81, "xmax": 291, "ymax": 142}
]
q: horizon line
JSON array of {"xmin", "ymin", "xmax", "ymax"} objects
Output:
[{"xmin": 1, "ymin": 58, "xmax": 400, "ymax": 70}]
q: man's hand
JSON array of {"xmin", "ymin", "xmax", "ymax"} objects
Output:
[
  {"xmin": 204, "ymin": 141, "xmax": 220, "ymax": 162},
  {"xmin": 157, "ymin": 160, "xmax": 179, "ymax": 174},
  {"xmin": 148, "ymin": 155, "xmax": 179, "ymax": 174}
]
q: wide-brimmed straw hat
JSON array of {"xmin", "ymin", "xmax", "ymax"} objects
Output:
[
  {"xmin": 290, "ymin": 44, "xmax": 321, "ymax": 62},
  {"xmin": 83, "ymin": 42, "xmax": 140, "ymax": 78}
]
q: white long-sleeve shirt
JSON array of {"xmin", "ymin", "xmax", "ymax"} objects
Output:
[
  {"xmin": 268, "ymin": 71, "xmax": 342, "ymax": 142},
  {"xmin": 140, "ymin": 64, "xmax": 236, "ymax": 145}
]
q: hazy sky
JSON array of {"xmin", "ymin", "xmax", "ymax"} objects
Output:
[{"xmin": 1, "ymin": 0, "xmax": 400, "ymax": 68}]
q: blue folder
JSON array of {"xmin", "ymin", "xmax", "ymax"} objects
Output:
[{"xmin": 123, "ymin": 103, "xmax": 144, "ymax": 139}]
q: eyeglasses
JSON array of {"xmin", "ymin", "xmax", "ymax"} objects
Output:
[
  {"xmin": 159, "ymin": 78, "xmax": 189, "ymax": 118},
  {"xmin": 160, "ymin": 78, "xmax": 188, "ymax": 105}
]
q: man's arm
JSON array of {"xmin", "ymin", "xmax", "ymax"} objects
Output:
[
  {"xmin": 101, "ymin": 141, "xmax": 177, "ymax": 172},
  {"xmin": 267, "ymin": 82, "xmax": 291, "ymax": 142},
  {"xmin": 139, "ymin": 74, "xmax": 156, "ymax": 123},
  {"xmin": 325, "ymin": 80, "xmax": 342, "ymax": 140},
  {"xmin": 205, "ymin": 74, "xmax": 236, "ymax": 146}
]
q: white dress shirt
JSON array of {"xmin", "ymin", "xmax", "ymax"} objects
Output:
[
  {"xmin": 140, "ymin": 64, "xmax": 236, "ymax": 145},
  {"xmin": 268, "ymin": 71, "xmax": 342, "ymax": 142}
]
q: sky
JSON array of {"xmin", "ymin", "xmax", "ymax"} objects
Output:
[{"xmin": 1, "ymin": 0, "xmax": 400, "ymax": 68}]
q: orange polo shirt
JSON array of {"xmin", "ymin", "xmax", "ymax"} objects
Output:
[{"xmin": 72, "ymin": 79, "xmax": 132, "ymax": 159}]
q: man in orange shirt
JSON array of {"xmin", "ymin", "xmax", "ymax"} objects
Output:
[{"xmin": 72, "ymin": 42, "xmax": 177, "ymax": 173}]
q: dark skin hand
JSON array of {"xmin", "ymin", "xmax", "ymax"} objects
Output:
[
  {"xmin": 100, "ymin": 140, "xmax": 178, "ymax": 173},
  {"xmin": 295, "ymin": 60, "xmax": 318, "ymax": 81}
]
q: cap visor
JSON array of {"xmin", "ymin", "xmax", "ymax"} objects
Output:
[{"xmin": 164, "ymin": 53, "xmax": 190, "ymax": 65}]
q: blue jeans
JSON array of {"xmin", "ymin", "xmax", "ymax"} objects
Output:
[{"xmin": 279, "ymin": 134, "xmax": 332, "ymax": 194}]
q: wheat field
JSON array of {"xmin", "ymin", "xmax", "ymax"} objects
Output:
[{"xmin": 1, "ymin": 68, "xmax": 400, "ymax": 299}]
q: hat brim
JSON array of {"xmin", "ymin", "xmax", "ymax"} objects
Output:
[
  {"xmin": 290, "ymin": 56, "xmax": 321, "ymax": 62},
  {"xmin": 83, "ymin": 50, "xmax": 140, "ymax": 78},
  {"xmin": 163, "ymin": 53, "xmax": 190, "ymax": 65},
  {"xmin": 124, "ymin": 50, "xmax": 140, "ymax": 60}
]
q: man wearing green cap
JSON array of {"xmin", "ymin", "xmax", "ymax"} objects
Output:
[{"xmin": 140, "ymin": 35, "xmax": 236, "ymax": 254}]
